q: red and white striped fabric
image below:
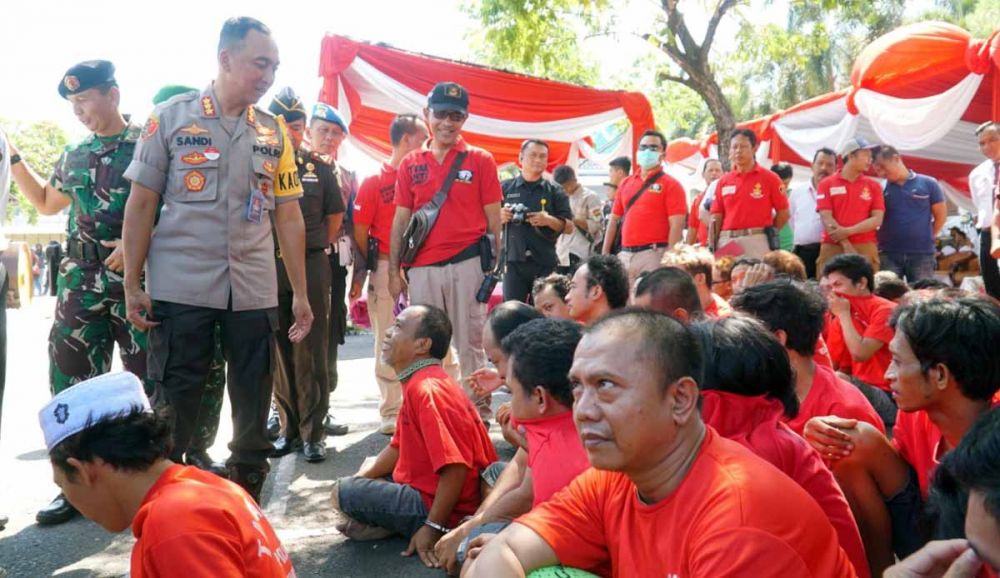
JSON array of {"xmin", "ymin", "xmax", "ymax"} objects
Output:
[
  {"xmin": 317, "ymin": 35, "xmax": 655, "ymax": 171},
  {"xmin": 667, "ymin": 22, "xmax": 1000, "ymax": 210}
]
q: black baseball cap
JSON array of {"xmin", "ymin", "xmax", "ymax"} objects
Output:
[
  {"xmin": 427, "ymin": 82, "xmax": 469, "ymax": 113},
  {"xmin": 59, "ymin": 60, "xmax": 116, "ymax": 99}
]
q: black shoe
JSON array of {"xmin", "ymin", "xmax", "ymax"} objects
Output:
[
  {"xmin": 271, "ymin": 436, "xmax": 302, "ymax": 458},
  {"xmin": 323, "ymin": 414, "xmax": 349, "ymax": 436},
  {"xmin": 227, "ymin": 464, "xmax": 267, "ymax": 504},
  {"xmin": 186, "ymin": 450, "xmax": 228, "ymax": 477},
  {"xmin": 303, "ymin": 441, "xmax": 327, "ymax": 463},
  {"xmin": 36, "ymin": 493, "xmax": 79, "ymax": 526},
  {"xmin": 267, "ymin": 411, "xmax": 281, "ymax": 441}
]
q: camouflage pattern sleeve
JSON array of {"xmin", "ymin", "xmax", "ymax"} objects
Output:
[
  {"xmin": 48, "ymin": 149, "xmax": 70, "ymax": 193},
  {"xmin": 124, "ymin": 111, "xmax": 170, "ymax": 194}
]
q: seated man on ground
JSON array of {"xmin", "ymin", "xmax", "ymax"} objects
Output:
[
  {"xmin": 730, "ymin": 256, "xmax": 776, "ymax": 295},
  {"xmin": 874, "ymin": 271, "xmax": 911, "ymax": 303},
  {"xmin": 564, "ymin": 254, "xmax": 628, "ymax": 325},
  {"xmin": 886, "ymin": 408, "xmax": 1000, "ymax": 577},
  {"xmin": 632, "ymin": 266, "xmax": 704, "ymax": 322},
  {"xmin": 464, "ymin": 309, "xmax": 856, "ymax": 577},
  {"xmin": 531, "ymin": 274, "xmax": 573, "ymax": 320},
  {"xmin": 763, "ymin": 249, "xmax": 808, "ymax": 281},
  {"xmin": 660, "ymin": 243, "xmax": 730, "ymax": 317},
  {"xmin": 820, "ymin": 254, "xmax": 898, "ymax": 429},
  {"xmin": 39, "ymin": 372, "xmax": 294, "ymax": 576},
  {"xmin": 435, "ymin": 318, "xmax": 591, "ymax": 575},
  {"xmin": 803, "ymin": 296, "xmax": 1000, "ymax": 577},
  {"xmin": 331, "ymin": 305, "xmax": 497, "ymax": 568},
  {"xmin": 693, "ymin": 315, "xmax": 870, "ymax": 577},
  {"xmin": 731, "ymin": 280, "xmax": 884, "ymax": 437}
]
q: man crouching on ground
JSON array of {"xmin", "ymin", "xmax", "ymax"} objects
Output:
[
  {"xmin": 39, "ymin": 371, "xmax": 295, "ymax": 577},
  {"xmin": 331, "ymin": 305, "xmax": 497, "ymax": 567}
]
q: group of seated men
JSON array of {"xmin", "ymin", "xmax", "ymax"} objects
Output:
[{"xmin": 38, "ymin": 238, "xmax": 1000, "ymax": 577}]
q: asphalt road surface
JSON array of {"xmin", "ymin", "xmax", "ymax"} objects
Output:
[{"xmin": 0, "ymin": 296, "xmax": 513, "ymax": 577}]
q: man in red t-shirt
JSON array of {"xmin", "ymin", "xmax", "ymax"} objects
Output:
[
  {"xmin": 816, "ymin": 137, "xmax": 885, "ymax": 273},
  {"xmin": 464, "ymin": 310, "xmax": 854, "ymax": 577},
  {"xmin": 602, "ymin": 130, "xmax": 687, "ymax": 288},
  {"xmin": 389, "ymin": 82, "xmax": 503, "ymax": 421},
  {"xmin": 686, "ymin": 159, "xmax": 723, "ymax": 247},
  {"xmin": 660, "ymin": 244, "xmax": 731, "ymax": 317},
  {"xmin": 820, "ymin": 254, "xmax": 897, "ymax": 429},
  {"xmin": 802, "ymin": 296, "xmax": 1000, "ymax": 577},
  {"xmin": 731, "ymin": 279, "xmax": 884, "ymax": 437},
  {"xmin": 353, "ymin": 114, "xmax": 429, "ymax": 435},
  {"xmin": 710, "ymin": 129, "xmax": 790, "ymax": 258},
  {"xmin": 332, "ymin": 305, "xmax": 496, "ymax": 569},
  {"xmin": 39, "ymin": 372, "xmax": 294, "ymax": 578}
]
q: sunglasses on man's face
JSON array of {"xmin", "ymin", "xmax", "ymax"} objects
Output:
[{"xmin": 432, "ymin": 109, "xmax": 468, "ymax": 122}]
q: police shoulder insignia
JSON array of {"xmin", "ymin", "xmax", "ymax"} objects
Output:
[
  {"xmin": 184, "ymin": 170, "xmax": 206, "ymax": 192},
  {"xmin": 201, "ymin": 96, "xmax": 217, "ymax": 118},
  {"xmin": 246, "ymin": 106, "xmax": 256, "ymax": 126},
  {"xmin": 141, "ymin": 115, "xmax": 159, "ymax": 141},
  {"xmin": 256, "ymin": 124, "xmax": 276, "ymax": 137},
  {"xmin": 263, "ymin": 160, "xmax": 275, "ymax": 174}
]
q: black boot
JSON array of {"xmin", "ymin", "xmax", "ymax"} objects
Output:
[
  {"xmin": 36, "ymin": 493, "xmax": 79, "ymax": 526},
  {"xmin": 227, "ymin": 464, "xmax": 267, "ymax": 504},
  {"xmin": 186, "ymin": 450, "xmax": 228, "ymax": 477}
]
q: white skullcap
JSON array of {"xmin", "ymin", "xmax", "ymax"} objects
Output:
[{"xmin": 39, "ymin": 371, "xmax": 152, "ymax": 451}]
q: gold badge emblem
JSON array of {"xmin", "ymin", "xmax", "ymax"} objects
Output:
[
  {"xmin": 63, "ymin": 75, "xmax": 80, "ymax": 91},
  {"xmin": 180, "ymin": 123, "xmax": 210, "ymax": 136},
  {"xmin": 201, "ymin": 96, "xmax": 217, "ymax": 117},
  {"xmin": 750, "ymin": 182, "xmax": 764, "ymax": 199},
  {"xmin": 184, "ymin": 170, "xmax": 206, "ymax": 192},
  {"xmin": 445, "ymin": 85, "xmax": 461, "ymax": 98}
]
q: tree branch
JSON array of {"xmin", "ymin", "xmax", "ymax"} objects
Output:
[
  {"xmin": 657, "ymin": 72, "xmax": 696, "ymax": 90},
  {"xmin": 662, "ymin": 0, "xmax": 701, "ymax": 61},
  {"xmin": 702, "ymin": 0, "xmax": 740, "ymax": 59}
]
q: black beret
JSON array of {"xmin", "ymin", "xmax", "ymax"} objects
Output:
[
  {"xmin": 59, "ymin": 60, "xmax": 116, "ymax": 99},
  {"xmin": 268, "ymin": 87, "xmax": 307, "ymax": 124}
]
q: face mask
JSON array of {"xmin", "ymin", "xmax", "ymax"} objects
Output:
[{"xmin": 637, "ymin": 149, "xmax": 661, "ymax": 170}]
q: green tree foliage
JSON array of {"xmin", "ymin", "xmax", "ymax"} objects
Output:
[{"xmin": 2, "ymin": 119, "xmax": 69, "ymax": 224}]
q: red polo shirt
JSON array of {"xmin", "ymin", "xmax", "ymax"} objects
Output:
[
  {"xmin": 704, "ymin": 292, "xmax": 731, "ymax": 318},
  {"xmin": 688, "ymin": 191, "xmax": 708, "ymax": 245},
  {"xmin": 710, "ymin": 164, "xmax": 788, "ymax": 230},
  {"xmin": 390, "ymin": 364, "xmax": 498, "ymax": 527},
  {"xmin": 785, "ymin": 364, "xmax": 885, "ymax": 437},
  {"xmin": 824, "ymin": 294, "xmax": 895, "ymax": 390},
  {"xmin": 394, "ymin": 138, "xmax": 503, "ymax": 267},
  {"xmin": 612, "ymin": 171, "xmax": 687, "ymax": 247},
  {"xmin": 355, "ymin": 163, "xmax": 398, "ymax": 255},
  {"xmin": 815, "ymin": 172, "xmax": 885, "ymax": 244}
]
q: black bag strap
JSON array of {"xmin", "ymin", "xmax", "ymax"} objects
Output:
[
  {"xmin": 426, "ymin": 151, "xmax": 469, "ymax": 211},
  {"xmin": 623, "ymin": 171, "xmax": 663, "ymax": 216}
]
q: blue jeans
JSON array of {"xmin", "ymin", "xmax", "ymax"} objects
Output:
[
  {"xmin": 336, "ymin": 476, "xmax": 429, "ymax": 538},
  {"xmin": 879, "ymin": 252, "xmax": 937, "ymax": 284},
  {"xmin": 457, "ymin": 521, "xmax": 510, "ymax": 565}
]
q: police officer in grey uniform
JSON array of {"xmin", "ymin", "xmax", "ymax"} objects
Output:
[{"xmin": 122, "ymin": 17, "xmax": 313, "ymax": 501}]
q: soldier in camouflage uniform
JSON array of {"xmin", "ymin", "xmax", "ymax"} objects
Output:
[{"xmin": 8, "ymin": 60, "xmax": 147, "ymax": 526}]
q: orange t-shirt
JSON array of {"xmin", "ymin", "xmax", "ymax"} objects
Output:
[
  {"xmin": 815, "ymin": 172, "xmax": 885, "ymax": 245},
  {"xmin": 131, "ymin": 465, "xmax": 295, "ymax": 578},
  {"xmin": 516, "ymin": 427, "xmax": 856, "ymax": 578},
  {"xmin": 824, "ymin": 294, "xmax": 896, "ymax": 390},
  {"xmin": 390, "ymin": 365, "xmax": 498, "ymax": 527},
  {"xmin": 710, "ymin": 164, "xmax": 789, "ymax": 230},
  {"xmin": 611, "ymin": 171, "xmax": 687, "ymax": 247},
  {"xmin": 786, "ymin": 364, "xmax": 885, "ymax": 437}
]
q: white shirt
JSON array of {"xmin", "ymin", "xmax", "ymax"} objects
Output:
[
  {"xmin": 970, "ymin": 159, "xmax": 998, "ymax": 229},
  {"xmin": 788, "ymin": 180, "xmax": 824, "ymax": 245}
]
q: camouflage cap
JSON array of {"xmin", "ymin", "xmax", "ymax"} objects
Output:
[{"xmin": 59, "ymin": 60, "xmax": 116, "ymax": 99}]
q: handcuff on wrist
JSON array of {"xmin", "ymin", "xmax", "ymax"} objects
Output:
[{"xmin": 424, "ymin": 519, "xmax": 450, "ymax": 534}]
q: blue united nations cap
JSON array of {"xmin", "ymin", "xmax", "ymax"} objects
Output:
[
  {"xmin": 427, "ymin": 82, "xmax": 469, "ymax": 113},
  {"xmin": 59, "ymin": 60, "xmax": 117, "ymax": 99},
  {"xmin": 311, "ymin": 102, "xmax": 348, "ymax": 134}
]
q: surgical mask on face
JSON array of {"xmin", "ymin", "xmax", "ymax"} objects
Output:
[{"xmin": 637, "ymin": 149, "xmax": 661, "ymax": 170}]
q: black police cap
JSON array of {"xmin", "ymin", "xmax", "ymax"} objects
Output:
[
  {"xmin": 427, "ymin": 82, "xmax": 469, "ymax": 113},
  {"xmin": 59, "ymin": 60, "xmax": 116, "ymax": 99}
]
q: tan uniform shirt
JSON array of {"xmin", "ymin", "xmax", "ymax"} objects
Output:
[{"xmin": 125, "ymin": 85, "xmax": 303, "ymax": 311}]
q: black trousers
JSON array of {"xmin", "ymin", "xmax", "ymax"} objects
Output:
[
  {"xmin": 503, "ymin": 260, "xmax": 554, "ymax": 303},
  {"xmin": 980, "ymin": 229, "xmax": 1000, "ymax": 299},
  {"xmin": 328, "ymin": 256, "xmax": 349, "ymax": 394},
  {"xmin": 794, "ymin": 243, "xmax": 822, "ymax": 279},
  {"xmin": 148, "ymin": 300, "xmax": 278, "ymax": 469}
]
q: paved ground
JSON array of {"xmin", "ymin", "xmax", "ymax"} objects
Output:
[{"xmin": 0, "ymin": 296, "xmax": 513, "ymax": 577}]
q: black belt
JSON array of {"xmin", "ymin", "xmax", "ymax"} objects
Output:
[
  {"xmin": 427, "ymin": 242, "xmax": 480, "ymax": 267},
  {"xmin": 621, "ymin": 242, "xmax": 668, "ymax": 253},
  {"xmin": 66, "ymin": 239, "xmax": 113, "ymax": 262}
]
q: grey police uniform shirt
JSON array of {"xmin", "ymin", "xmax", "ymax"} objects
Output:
[{"xmin": 124, "ymin": 85, "xmax": 303, "ymax": 311}]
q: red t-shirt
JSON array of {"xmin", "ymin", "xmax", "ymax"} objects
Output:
[
  {"xmin": 892, "ymin": 410, "xmax": 943, "ymax": 500},
  {"xmin": 517, "ymin": 427, "xmax": 856, "ymax": 578},
  {"xmin": 390, "ymin": 364, "xmax": 498, "ymax": 527},
  {"xmin": 354, "ymin": 163, "xmax": 398, "ymax": 254},
  {"xmin": 394, "ymin": 138, "xmax": 503, "ymax": 266},
  {"xmin": 131, "ymin": 465, "xmax": 294, "ymax": 578},
  {"xmin": 786, "ymin": 364, "xmax": 885, "ymax": 437},
  {"xmin": 815, "ymin": 172, "xmax": 885, "ymax": 244},
  {"xmin": 702, "ymin": 391, "xmax": 870, "ymax": 578},
  {"xmin": 688, "ymin": 191, "xmax": 708, "ymax": 245},
  {"xmin": 704, "ymin": 292, "xmax": 731, "ymax": 318},
  {"xmin": 824, "ymin": 294, "xmax": 895, "ymax": 390},
  {"xmin": 520, "ymin": 410, "xmax": 591, "ymax": 507},
  {"xmin": 815, "ymin": 336, "xmax": 834, "ymax": 368},
  {"xmin": 710, "ymin": 164, "xmax": 789, "ymax": 230},
  {"xmin": 612, "ymin": 171, "xmax": 687, "ymax": 247}
]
